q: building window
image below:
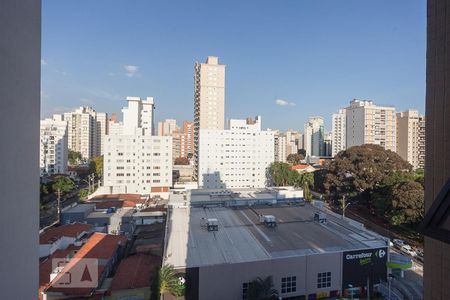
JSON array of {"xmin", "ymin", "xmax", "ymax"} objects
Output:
[
  {"xmin": 242, "ymin": 282, "xmax": 253, "ymax": 300},
  {"xmin": 317, "ymin": 272, "xmax": 331, "ymax": 288},
  {"xmin": 281, "ymin": 276, "xmax": 296, "ymax": 294}
]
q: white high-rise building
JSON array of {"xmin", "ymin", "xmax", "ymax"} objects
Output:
[
  {"xmin": 198, "ymin": 116, "xmax": 274, "ymax": 189},
  {"xmin": 193, "ymin": 56, "xmax": 226, "ymax": 180},
  {"xmin": 158, "ymin": 119, "xmax": 179, "ymax": 136},
  {"xmin": 63, "ymin": 107, "xmax": 108, "ymax": 160},
  {"xmin": 396, "ymin": 110, "xmax": 425, "ymax": 169},
  {"xmin": 345, "ymin": 99, "xmax": 396, "ymax": 151},
  {"xmin": 40, "ymin": 115, "xmax": 68, "ymax": 176},
  {"xmin": 331, "ymin": 109, "xmax": 346, "ymax": 156},
  {"xmin": 274, "ymin": 131, "xmax": 287, "ymax": 162},
  {"xmin": 103, "ymin": 97, "xmax": 172, "ymax": 198},
  {"xmin": 304, "ymin": 117, "xmax": 325, "ymax": 157},
  {"xmin": 285, "ymin": 130, "xmax": 301, "ymax": 156}
]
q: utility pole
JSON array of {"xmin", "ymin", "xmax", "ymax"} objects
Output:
[{"xmin": 57, "ymin": 189, "xmax": 61, "ymax": 224}]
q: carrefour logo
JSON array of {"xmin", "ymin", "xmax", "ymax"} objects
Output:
[
  {"xmin": 346, "ymin": 252, "xmax": 372, "ymax": 260},
  {"xmin": 375, "ymin": 249, "xmax": 386, "ymax": 258}
]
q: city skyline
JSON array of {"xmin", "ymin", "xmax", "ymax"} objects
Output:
[{"xmin": 41, "ymin": 0, "xmax": 426, "ymax": 131}]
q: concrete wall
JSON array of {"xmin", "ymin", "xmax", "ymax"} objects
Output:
[
  {"xmin": 197, "ymin": 252, "xmax": 342, "ymax": 300},
  {"xmin": 424, "ymin": 1, "xmax": 450, "ymax": 299},
  {"xmin": 0, "ymin": 1, "xmax": 41, "ymax": 297}
]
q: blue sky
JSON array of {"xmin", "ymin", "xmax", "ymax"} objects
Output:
[{"xmin": 41, "ymin": 0, "xmax": 426, "ymax": 131}]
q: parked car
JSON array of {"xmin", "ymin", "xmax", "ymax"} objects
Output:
[
  {"xmin": 401, "ymin": 244, "xmax": 417, "ymax": 257},
  {"xmin": 392, "ymin": 239, "xmax": 405, "ymax": 248}
]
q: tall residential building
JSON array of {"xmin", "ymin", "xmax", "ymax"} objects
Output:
[
  {"xmin": 63, "ymin": 107, "xmax": 108, "ymax": 160},
  {"xmin": 180, "ymin": 121, "xmax": 194, "ymax": 158},
  {"xmin": 274, "ymin": 131, "xmax": 287, "ymax": 162},
  {"xmin": 108, "ymin": 113, "xmax": 124, "ymax": 136},
  {"xmin": 40, "ymin": 115, "xmax": 68, "ymax": 176},
  {"xmin": 198, "ymin": 116, "xmax": 274, "ymax": 189},
  {"xmin": 331, "ymin": 109, "xmax": 346, "ymax": 156},
  {"xmin": 103, "ymin": 97, "xmax": 172, "ymax": 198},
  {"xmin": 285, "ymin": 130, "xmax": 301, "ymax": 156},
  {"xmin": 304, "ymin": 116, "xmax": 325, "ymax": 157},
  {"xmin": 396, "ymin": 110, "xmax": 426, "ymax": 169},
  {"xmin": 158, "ymin": 119, "xmax": 179, "ymax": 136},
  {"xmin": 345, "ymin": 100, "xmax": 396, "ymax": 151},
  {"xmin": 122, "ymin": 96, "xmax": 154, "ymax": 136},
  {"xmin": 193, "ymin": 56, "xmax": 226, "ymax": 179}
]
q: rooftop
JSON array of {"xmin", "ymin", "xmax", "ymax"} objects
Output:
[
  {"xmin": 164, "ymin": 204, "xmax": 388, "ymax": 268},
  {"xmin": 40, "ymin": 223, "xmax": 93, "ymax": 244},
  {"xmin": 45, "ymin": 233, "xmax": 127, "ymax": 295},
  {"xmin": 109, "ymin": 253, "xmax": 161, "ymax": 291}
]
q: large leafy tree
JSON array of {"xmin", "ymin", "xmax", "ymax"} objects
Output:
[
  {"xmin": 389, "ymin": 181, "xmax": 424, "ymax": 225},
  {"xmin": 267, "ymin": 162, "xmax": 298, "ymax": 186},
  {"xmin": 157, "ymin": 264, "xmax": 184, "ymax": 299},
  {"xmin": 324, "ymin": 144, "xmax": 412, "ymax": 200},
  {"xmin": 68, "ymin": 150, "xmax": 82, "ymax": 165},
  {"xmin": 286, "ymin": 153, "xmax": 304, "ymax": 165},
  {"xmin": 52, "ymin": 176, "xmax": 75, "ymax": 223},
  {"xmin": 247, "ymin": 276, "xmax": 278, "ymax": 300},
  {"xmin": 89, "ymin": 156, "xmax": 103, "ymax": 178}
]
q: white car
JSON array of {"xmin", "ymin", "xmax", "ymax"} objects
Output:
[
  {"xmin": 401, "ymin": 244, "xmax": 417, "ymax": 257},
  {"xmin": 393, "ymin": 239, "xmax": 405, "ymax": 248}
]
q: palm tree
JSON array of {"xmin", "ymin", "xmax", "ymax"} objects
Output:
[
  {"xmin": 158, "ymin": 264, "xmax": 184, "ymax": 299},
  {"xmin": 247, "ymin": 276, "xmax": 279, "ymax": 300}
]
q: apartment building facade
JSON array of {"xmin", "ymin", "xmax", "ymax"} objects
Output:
[
  {"xmin": 274, "ymin": 131, "xmax": 287, "ymax": 162},
  {"xmin": 40, "ymin": 115, "xmax": 68, "ymax": 176},
  {"xmin": 181, "ymin": 121, "xmax": 194, "ymax": 159},
  {"xmin": 103, "ymin": 97, "xmax": 172, "ymax": 199},
  {"xmin": 198, "ymin": 116, "xmax": 274, "ymax": 189},
  {"xmin": 331, "ymin": 109, "xmax": 346, "ymax": 156},
  {"xmin": 157, "ymin": 119, "xmax": 179, "ymax": 136},
  {"xmin": 396, "ymin": 110, "xmax": 425, "ymax": 169},
  {"xmin": 63, "ymin": 107, "xmax": 108, "ymax": 160},
  {"xmin": 193, "ymin": 56, "xmax": 226, "ymax": 179},
  {"xmin": 345, "ymin": 99, "xmax": 396, "ymax": 152},
  {"xmin": 304, "ymin": 116, "xmax": 325, "ymax": 157}
]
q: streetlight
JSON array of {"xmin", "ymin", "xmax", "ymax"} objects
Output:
[{"xmin": 341, "ymin": 194, "xmax": 351, "ymax": 218}]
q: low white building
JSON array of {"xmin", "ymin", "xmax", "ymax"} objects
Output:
[
  {"xmin": 198, "ymin": 116, "xmax": 274, "ymax": 189},
  {"xmin": 40, "ymin": 115, "xmax": 68, "ymax": 176},
  {"xmin": 103, "ymin": 97, "xmax": 172, "ymax": 199}
]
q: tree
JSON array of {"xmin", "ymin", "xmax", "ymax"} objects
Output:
[
  {"xmin": 78, "ymin": 188, "xmax": 89, "ymax": 201},
  {"xmin": 247, "ymin": 276, "xmax": 278, "ymax": 300},
  {"xmin": 267, "ymin": 162, "xmax": 298, "ymax": 186},
  {"xmin": 52, "ymin": 176, "xmax": 75, "ymax": 223},
  {"xmin": 68, "ymin": 150, "xmax": 82, "ymax": 165},
  {"xmin": 324, "ymin": 144, "xmax": 412, "ymax": 201},
  {"xmin": 89, "ymin": 156, "xmax": 103, "ymax": 178},
  {"xmin": 158, "ymin": 264, "xmax": 185, "ymax": 299},
  {"xmin": 174, "ymin": 157, "xmax": 190, "ymax": 165},
  {"xmin": 389, "ymin": 181, "xmax": 424, "ymax": 225},
  {"xmin": 298, "ymin": 149, "xmax": 306, "ymax": 157},
  {"xmin": 286, "ymin": 153, "xmax": 304, "ymax": 165}
]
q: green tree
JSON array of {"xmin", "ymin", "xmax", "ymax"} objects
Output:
[
  {"xmin": 68, "ymin": 150, "xmax": 82, "ymax": 165},
  {"xmin": 89, "ymin": 156, "xmax": 103, "ymax": 178},
  {"xmin": 247, "ymin": 276, "xmax": 278, "ymax": 300},
  {"xmin": 174, "ymin": 157, "xmax": 190, "ymax": 165},
  {"xmin": 268, "ymin": 162, "xmax": 298, "ymax": 186},
  {"xmin": 158, "ymin": 264, "xmax": 184, "ymax": 299},
  {"xmin": 286, "ymin": 153, "xmax": 304, "ymax": 165},
  {"xmin": 389, "ymin": 181, "xmax": 424, "ymax": 225},
  {"xmin": 78, "ymin": 188, "xmax": 89, "ymax": 201},
  {"xmin": 324, "ymin": 144, "xmax": 412, "ymax": 201},
  {"xmin": 52, "ymin": 176, "xmax": 75, "ymax": 223}
]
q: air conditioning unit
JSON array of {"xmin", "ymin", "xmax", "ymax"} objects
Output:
[{"xmin": 206, "ymin": 218, "xmax": 219, "ymax": 231}]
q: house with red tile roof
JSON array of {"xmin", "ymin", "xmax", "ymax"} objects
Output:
[
  {"xmin": 291, "ymin": 164, "xmax": 316, "ymax": 174},
  {"xmin": 41, "ymin": 233, "xmax": 127, "ymax": 300},
  {"xmin": 107, "ymin": 253, "xmax": 161, "ymax": 300},
  {"xmin": 39, "ymin": 223, "xmax": 93, "ymax": 258}
]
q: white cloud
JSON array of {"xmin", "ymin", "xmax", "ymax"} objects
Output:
[
  {"xmin": 275, "ymin": 99, "xmax": 296, "ymax": 106},
  {"xmin": 41, "ymin": 59, "xmax": 47, "ymax": 66},
  {"xmin": 124, "ymin": 65, "xmax": 140, "ymax": 77}
]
